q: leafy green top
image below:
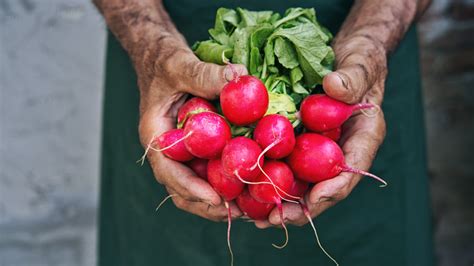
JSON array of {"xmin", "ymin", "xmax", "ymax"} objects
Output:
[{"xmin": 193, "ymin": 7, "xmax": 334, "ymax": 125}]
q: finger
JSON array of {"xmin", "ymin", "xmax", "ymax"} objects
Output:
[
  {"xmin": 174, "ymin": 51, "xmax": 248, "ymax": 99},
  {"xmin": 267, "ymin": 200, "xmax": 337, "ymax": 227},
  {"xmin": 323, "ymin": 39, "xmax": 386, "ymax": 104},
  {"xmin": 167, "ymin": 188, "xmax": 242, "ymax": 221},
  {"xmin": 171, "ymin": 196, "xmax": 241, "ymax": 222},
  {"xmin": 308, "ymin": 173, "xmax": 354, "ymax": 205},
  {"xmin": 254, "ymin": 220, "xmax": 272, "ymax": 229},
  {"xmin": 139, "ymin": 111, "xmax": 222, "ymax": 206},
  {"xmin": 225, "ymin": 201, "xmax": 244, "ymax": 221},
  {"xmin": 268, "ymin": 203, "xmax": 301, "ymax": 226}
]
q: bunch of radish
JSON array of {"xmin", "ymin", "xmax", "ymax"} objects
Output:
[{"xmin": 143, "ymin": 70, "xmax": 385, "ymax": 266}]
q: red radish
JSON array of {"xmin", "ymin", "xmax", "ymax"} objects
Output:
[
  {"xmin": 220, "ymin": 75, "xmax": 269, "ymax": 126},
  {"xmin": 183, "ymin": 112, "xmax": 231, "ymax": 159},
  {"xmin": 137, "ymin": 128, "xmax": 194, "ymax": 165},
  {"xmin": 320, "ymin": 127, "xmax": 342, "ymax": 142},
  {"xmin": 253, "ymin": 114, "xmax": 296, "ymax": 159},
  {"xmin": 249, "ymin": 161, "xmax": 294, "ymax": 204},
  {"xmin": 289, "ymin": 179, "xmax": 309, "ymax": 198},
  {"xmin": 177, "ymin": 97, "xmax": 217, "ymax": 127},
  {"xmin": 300, "ymin": 94, "xmax": 376, "ymax": 132},
  {"xmin": 236, "ymin": 189, "xmax": 274, "ymax": 220},
  {"xmin": 155, "ymin": 129, "xmax": 194, "ymax": 162},
  {"xmin": 221, "ymin": 137, "xmax": 263, "ymax": 182},
  {"xmin": 186, "ymin": 158, "xmax": 208, "ymax": 180},
  {"xmin": 249, "ymin": 161, "xmax": 294, "ymax": 249},
  {"xmin": 207, "ymin": 158, "xmax": 244, "ymax": 201},
  {"xmin": 288, "ymin": 133, "xmax": 387, "ymax": 186}
]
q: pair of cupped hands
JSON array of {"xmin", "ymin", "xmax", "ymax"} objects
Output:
[{"xmin": 138, "ymin": 32, "xmax": 387, "ymax": 228}]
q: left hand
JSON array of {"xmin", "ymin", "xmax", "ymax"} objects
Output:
[{"xmin": 255, "ymin": 29, "xmax": 388, "ymax": 228}]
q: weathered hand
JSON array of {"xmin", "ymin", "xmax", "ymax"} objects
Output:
[
  {"xmin": 137, "ymin": 36, "xmax": 247, "ymax": 221},
  {"xmin": 256, "ymin": 30, "xmax": 387, "ymax": 228},
  {"xmin": 92, "ymin": 0, "xmax": 248, "ymax": 221}
]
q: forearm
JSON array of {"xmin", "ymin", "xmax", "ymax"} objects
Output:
[
  {"xmin": 93, "ymin": 0, "xmax": 188, "ymax": 89},
  {"xmin": 336, "ymin": 0, "xmax": 431, "ymax": 54},
  {"xmin": 99, "ymin": 2, "xmax": 190, "ymax": 61}
]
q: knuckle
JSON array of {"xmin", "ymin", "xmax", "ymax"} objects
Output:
[
  {"xmin": 326, "ymin": 191, "xmax": 344, "ymax": 202},
  {"xmin": 137, "ymin": 118, "xmax": 151, "ymax": 147},
  {"xmin": 336, "ymin": 190, "xmax": 349, "ymax": 201},
  {"xmin": 159, "ymin": 49, "xmax": 191, "ymax": 89},
  {"xmin": 182, "ymin": 60, "xmax": 207, "ymax": 89},
  {"xmin": 189, "ymin": 61, "xmax": 206, "ymax": 80},
  {"xmin": 172, "ymin": 197, "xmax": 187, "ymax": 210},
  {"xmin": 153, "ymin": 175, "xmax": 166, "ymax": 185},
  {"xmin": 379, "ymin": 116, "xmax": 387, "ymax": 140},
  {"xmin": 209, "ymin": 210, "xmax": 227, "ymax": 222},
  {"xmin": 181, "ymin": 194, "xmax": 199, "ymax": 202},
  {"xmin": 327, "ymin": 185, "xmax": 350, "ymax": 202},
  {"xmin": 176, "ymin": 188, "xmax": 201, "ymax": 203},
  {"xmin": 211, "ymin": 216, "xmax": 225, "ymax": 222}
]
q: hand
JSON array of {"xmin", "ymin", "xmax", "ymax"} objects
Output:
[
  {"xmin": 256, "ymin": 29, "xmax": 388, "ymax": 228},
  {"xmin": 137, "ymin": 35, "xmax": 247, "ymax": 221}
]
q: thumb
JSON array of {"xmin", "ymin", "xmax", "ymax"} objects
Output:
[
  {"xmin": 179, "ymin": 53, "xmax": 248, "ymax": 99},
  {"xmin": 322, "ymin": 46, "xmax": 386, "ymax": 104}
]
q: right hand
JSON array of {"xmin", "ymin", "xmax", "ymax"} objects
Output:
[{"xmin": 135, "ymin": 35, "xmax": 247, "ymax": 221}]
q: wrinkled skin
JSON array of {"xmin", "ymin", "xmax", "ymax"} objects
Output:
[{"xmin": 94, "ymin": 0, "xmax": 430, "ymax": 224}]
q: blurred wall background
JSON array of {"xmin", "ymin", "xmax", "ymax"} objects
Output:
[
  {"xmin": 0, "ymin": 1, "xmax": 104, "ymax": 265},
  {"xmin": 418, "ymin": 0, "xmax": 474, "ymax": 264},
  {"xmin": 0, "ymin": 0, "xmax": 472, "ymax": 265}
]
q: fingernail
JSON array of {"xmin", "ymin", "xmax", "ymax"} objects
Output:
[
  {"xmin": 270, "ymin": 215, "xmax": 285, "ymax": 225},
  {"xmin": 334, "ymin": 72, "xmax": 347, "ymax": 88},
  {"xmin": 317, "ymin": 197, "xmax": 331, "ymax": 203},
  {"xmin": 255, "ymin": 221, "xmax": 270, "ymax": 229},
  {"xmin": 224, "ymin": 66, "xmax": 234, "ymax": 82}
]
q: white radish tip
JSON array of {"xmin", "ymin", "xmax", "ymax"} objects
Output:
[
  {"xmin": 272, "ymin": 203, "xmax": 289, "ymax": 249},
  {"xmin": 301, "ymin": 201, "xmax": 339, "ymax": 266},
  {"xmin": 155, "ymin": 194, "xmax": 176, "ymax": 212},
  {"xmin": 225, "ymin": 202, "xmax": 234, "ymax": 266}
]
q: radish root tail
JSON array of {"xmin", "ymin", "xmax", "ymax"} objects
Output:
[
  {"xmin": 155, "ymin": 194, "xmax": 177, "ymax": 212},
  {"xmin": 300, "ymin": 201, "xmax": 339, "ymax": 266},
  {"xmin": 224, "ymin": 202, "xmax": 234, "ymax": 266},
  {"xmin": 250, "ymin": 138, "xmax": 281, "ymax": 171},
  {"xmin": 272, "ymin": 202, "xmax": 289, "ymax": 249},
  {"xmin": 342, "ymin": 165, "xmax": 388, "ymax": 187}
]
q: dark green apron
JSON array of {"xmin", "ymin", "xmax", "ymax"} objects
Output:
[{"xmin": 99, "ymin": 1, "xmax": 434, "ymax": 265}]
